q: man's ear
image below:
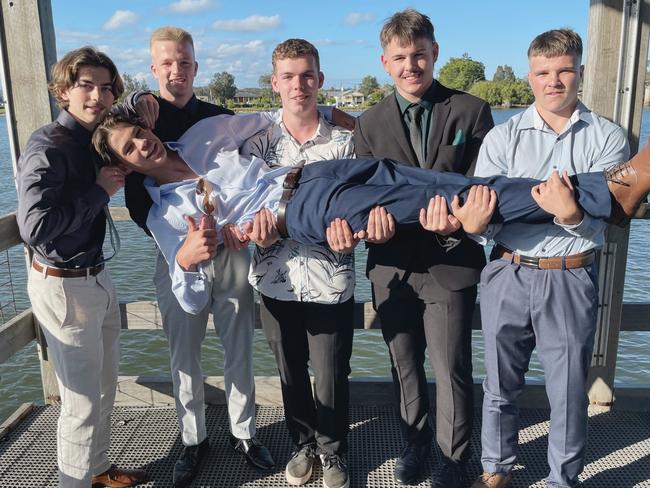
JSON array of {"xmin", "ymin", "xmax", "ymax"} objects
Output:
[
  {"xmin": 271, "ymin": 73, "xmax": 279, "ymax": 93},
  {"xmin": 194, "ymin": 61, "xmax": 199, "ymax": 76},
  {"xmin": 431, "ymin": 42, "xmax": 439, "ymax": 63},
  {"xmin": 318, "ymin": 71, "xmax": 324, "ymax": 89}
]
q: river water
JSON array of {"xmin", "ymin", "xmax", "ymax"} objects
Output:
[{"xmin": 1, "ymin": 109, "xmax": 649, "ymax": 422}]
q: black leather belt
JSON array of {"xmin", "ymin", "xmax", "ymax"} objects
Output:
[
  {"xmin": 491, "ymin": 244, "xmax": 595, "ymax": 270},
  {"xmin": 276, "ymin": 160, "xmax": 305, "ymax": 239},
  {"xmin": 32, "ymin": 260, "xmax": 104, "ymax": 278}
]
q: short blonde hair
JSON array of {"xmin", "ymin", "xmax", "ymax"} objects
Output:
[
  {"xmin": 150, "ymin": 26, "xmax": 195, "ymax": 52},
  {"xmin": 48, "ymin": 46, "xmax": 124, "ymax": 109},
  {"xmin": 272, "ymin": 38, "xmax": 320, "ymax": 72}
]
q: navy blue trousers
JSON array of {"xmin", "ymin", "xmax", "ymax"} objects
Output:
[{"xmin": 285, "ymin": 158, "xmax": 612, "ymax": 246}]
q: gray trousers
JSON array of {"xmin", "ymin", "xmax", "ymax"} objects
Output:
[
  {"xmin": 479, "ymin": 257, "xmax": 599, "ymax": 488},
  {"xmin": 154, "ymin": 249, "xmax": 256, "ymax": 445}
]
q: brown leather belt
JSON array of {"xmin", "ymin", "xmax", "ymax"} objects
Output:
[
  {"xmin": 276, "ymin": 161, "xmax": 305, "ymax": 239},
  {"xmin": 491, "ymin": 244, "xmax": 595, "ymax": 270},
  {"xmin": 32, "ymin": 260, "xmax": 104, "ymax": 278}
]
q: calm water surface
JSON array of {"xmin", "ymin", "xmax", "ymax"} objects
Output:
[{"xmin": 1, "ymin": 108, "xmax": 649, "ymax": 421}]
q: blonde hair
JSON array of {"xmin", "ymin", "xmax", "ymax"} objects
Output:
[
  {"xmin": 150, "ymin": 26, "xmax": 195, "ymax": 52},
  {"xmin": 48, "ymin": 46, "xmax": 123, "ymax": 109}
]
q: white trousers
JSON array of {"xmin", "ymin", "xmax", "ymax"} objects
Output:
[
  {"xmin": 154, "ymin": 249, "xmax": 256, "ymax": 446},
  {"xmin": 28, "ymin": 266, "xmax": 120, "ymax": 488}
]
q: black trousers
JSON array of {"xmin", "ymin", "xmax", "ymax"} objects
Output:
[
  {"xmin": 260, "ymin": 295, "xmax": 354, "ymax": 455},
  {"xmin": 374, "ymin": 278, "xmax": 476, "ymax": 464}
]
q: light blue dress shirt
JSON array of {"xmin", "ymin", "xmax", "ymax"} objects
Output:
[
  {"xmin": 144, "ymin": 112, "xmax": 293, "ymax": 314},
  {"xmin": 475, "ymin": 102, "xmax": 629, "ymax": 257}
]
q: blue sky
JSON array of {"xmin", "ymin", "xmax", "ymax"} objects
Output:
[{"xmin": 51, "ymin": 0, "xmax": 589, "ymax": 90}]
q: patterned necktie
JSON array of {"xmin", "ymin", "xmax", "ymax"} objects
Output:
[{"xmin": 407, "ymin": 103, "xmax": 424, "ymax": 165}]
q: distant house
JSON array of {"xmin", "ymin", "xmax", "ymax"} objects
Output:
[
  {"xmin": 337, "ymin": 90, "xmax": 365, "ymax": 107},
  {"xmin": 234, "ymin": 88, "xmax": 264, "ymax": 104}
]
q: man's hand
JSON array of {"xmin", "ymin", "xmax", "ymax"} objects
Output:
[
  {"xmin": 331, "ymin": 107, "xmax": 356, "ymax": 131},
  {"xmin": 357, "ymin": 206, "xmax": 396, "ymax": 243},
  {"xmin": 242, "ymin": 208, "xmax": 280, "ymax": 248},
  {"xmin": 531, "ymin": 170, "xmax": 583, "ymax": 225},
  {"xmin": 419, "ymin": 196, "xmax": 462, "ymax": 235},
  {"xmin": 222, "ymin": 224, "xmax": 249, "ymax": 251},
  {"xmin": 176, "ymin": 215, "xmax": 218, "ymax": 271},
  {"xmin": 96, "ymin": 166, "xmax": 126, "ymax": 197},
  {"xmin": 134, "ymin": 94, "xmax": 159, "ymax": 129},
  {"xmin": 450, "ymin": 185, "xmax": 497, "ymax": 234},
  {"xmin": 326, "ymin": 218, "xmax": 358, "ymax": 253}
]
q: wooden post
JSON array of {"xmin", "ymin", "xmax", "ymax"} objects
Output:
[
  {"xmin": 583, "ymin": 0, "xmax": 650, "ymax": 406},
  {"xmin": 0, "ymin": 0, "xmax": 60, "ymax": 404}
]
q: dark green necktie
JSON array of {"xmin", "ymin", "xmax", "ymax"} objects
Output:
[{"xmin": 407, "ymin": 103, "xmax": 424, "ymax": 165}]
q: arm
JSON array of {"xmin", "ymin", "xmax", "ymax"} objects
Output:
[{"xmin": 17, "ymin": 147, "xmax": 111, "ymax": 246}]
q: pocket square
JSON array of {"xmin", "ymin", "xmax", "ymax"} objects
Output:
[{"xmin": 452, "ymin": 129, "xmax": 465, "ymax": 146}]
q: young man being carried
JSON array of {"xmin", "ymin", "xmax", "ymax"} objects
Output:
[
  {"xmin": 92, "ymin": 109, "xmax": 649, "ymax": 313},
  {"xmin": 470, "ymin": 29, "xmax": 630, "ymax": 488},
  {"xmin": 16, "ymin": 47, "xmax": 147, "ymax": 488},
  {"xmin": 122, "ymin": 26, "xmax": 274, "ymax": 487}
]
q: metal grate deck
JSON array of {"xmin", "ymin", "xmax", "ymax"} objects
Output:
[{"xmin": 0, "ymin": 404, "xmax": 648, "ymax": 487}]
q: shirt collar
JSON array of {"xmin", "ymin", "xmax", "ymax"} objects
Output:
[
  {"xmin": 521, "ymin": 100, "xmax": 590, "ymax": 133},
  {"xmin": 56, "ymin": 109, "xmax": 93, "ymax": 146},
  {"xmin": 395, "ymin": 80, "xmax": 437, "ymax": 116},
  {"xmin": 277, "ymin": 108, "xmax": 332, "ymax": 145}
]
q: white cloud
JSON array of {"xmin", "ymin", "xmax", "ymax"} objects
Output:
[
  {"xmin": 103, "ymin": 10, "xmax": 139, "ymax": 31},
  {"xmin": 167, "ymin": 0, "xmax": 215, "ymax": 14},
  {"xmin": 344, "ymin": 12, "xmax": 374, "ymax": 26},
  {"xmin": 212, "ymin": 15, "xmax": 281, "ymax": 32},
  {"xmin": 214, "ymin": 40, "xmax": 265, "ymax": 57}
]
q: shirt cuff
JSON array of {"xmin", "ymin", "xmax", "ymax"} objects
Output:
[{"xmin": 170, "ymin": 259, "xmax": 209, "ymax": 314}]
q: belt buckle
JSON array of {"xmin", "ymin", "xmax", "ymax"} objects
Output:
[{"xmin": 518, "ymin": 255, "xmax": 540, "ymax": 268}]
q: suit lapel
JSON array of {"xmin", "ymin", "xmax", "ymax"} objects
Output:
[
  {"xmin": 382, "ymin": 95, "xmax": 419, "ymax": 165},
  {"xmin": 424, "ymin": 81, "xmax": 451, "ymax": 169}
]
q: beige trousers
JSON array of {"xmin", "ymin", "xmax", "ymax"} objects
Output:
[{"xmin": 28, "ymin": 266, "xmax": 121, "ymax": 488}]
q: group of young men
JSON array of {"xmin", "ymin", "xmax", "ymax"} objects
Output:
[{"xmin": 14, "ymin": 7, "xmax": 650, "ymax": 488}]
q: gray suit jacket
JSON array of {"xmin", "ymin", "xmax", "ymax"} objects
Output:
[{"xmin": 354, "ymin": 80, "xmax": 494, "ymax": 293}]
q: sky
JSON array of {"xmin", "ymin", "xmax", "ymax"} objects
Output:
[{"xmin": 51, "ymin": 0, "xmax": 590, "ymax": 91}]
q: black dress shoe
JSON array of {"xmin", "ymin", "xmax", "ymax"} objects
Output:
[
  {"xmin": 230, "ymin": 435, "xmax": 275, "ymax": 471},
  {"xmin": 173, "ymin": 438, "xmax": 210, "ymax": 487},
  {"xmin": 394, "ymin": 442, "xmax": 430, "ymax": 485},
  {"xmin": 431, "ymin": 460, "xmax": 469, "ymax": 488}
]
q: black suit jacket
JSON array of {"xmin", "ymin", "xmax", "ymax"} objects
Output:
[
  {"xmin": 354, "ymin": 80, "xmax": 494, "ymax": 292},
  {"xmin": 123, "ymin": 94, "xmax": 234, "ymax": 234}
]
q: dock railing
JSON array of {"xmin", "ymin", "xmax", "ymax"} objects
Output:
[{"xmin": 2, "ymin": 206, "xmax": 650, "ymax": 419}]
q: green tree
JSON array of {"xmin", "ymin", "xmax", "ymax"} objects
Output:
[
  {"xmin": 258, "ymin": 73, "xmax": 275, "ymax": 104},
  {"xmin": 469, "ymin": 81, "xmax": 502, "ymax": 106},
  {"xmin": 359, "ymin": 75, "xmax": 380, "ymax": 97},
  {"xmin": 365, "ymin": 88, "xmax": 386, "ymax": 106},
  {"xmin": 209, "ymin": 72, "xmax": 237, "ymax": 105},
  {"xmin": 438, "ymin": 53, "xmax": 486, "ymax": 92},
  {"xmin": 493, "ymin": 65, "xmax": 516, "ymax": 82},
  {"xmin": 118, "ymin": 73, "xmax": 149, "ymax": 102}
]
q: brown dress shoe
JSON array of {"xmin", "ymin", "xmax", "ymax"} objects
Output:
[
  {"xmin": 91, "ymin": 465, "xmax": 148, "ymax": 487},
  {"xmin": 606, "ymin": 142, "xmax": 650, "ymax": 226},
  {"xmin": 471, "ymin": 471, "xmax": 512, "ymax": 488}
]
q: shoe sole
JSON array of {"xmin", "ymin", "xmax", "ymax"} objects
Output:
[
  {"xmin": 285, "ymin": 464, "xmax": 313, "ymax": 486},
  {"xmin": 323, "ymin": 477, "xmax": 350, "ymax": 488}
]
